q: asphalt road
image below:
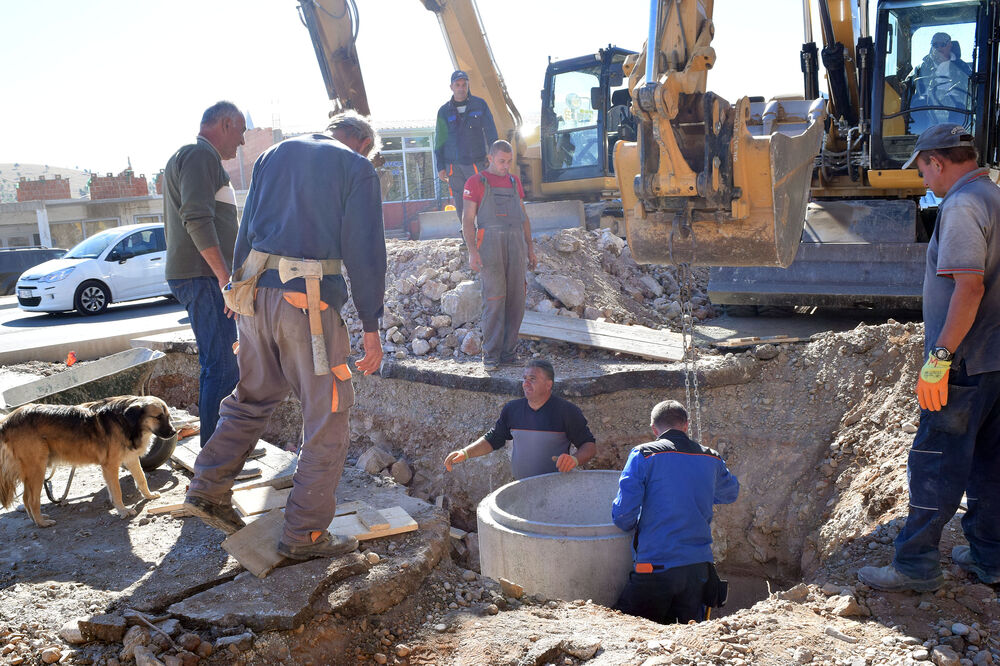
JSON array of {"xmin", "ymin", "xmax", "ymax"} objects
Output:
[{"xmin": 0, "ymin": 295, "xmax": 190, "ymax": 364}]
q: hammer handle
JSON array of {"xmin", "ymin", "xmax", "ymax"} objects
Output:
[{"xmin": 305, "ymin": 276, "xmax": 330, "ymax": 375}]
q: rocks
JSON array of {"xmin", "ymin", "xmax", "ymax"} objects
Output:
[
  {"xmin": 931, "ymin": 645, "xmax": 961, "ymax": 666},
  {"xmin": 176, "ymin": 633, "xmax": 201, "ymax": 653},
  {"xmin": 430, "ymin": 314, "xmax": 452, "ymax": 328},
  {"xmin": 460, "ymin": 330, "xmax": 483, "ymax": 356},
  {"xmin": 40, "ymin": 647, "xmax": 61, "ymax": 664},
  {"xmin": 133, "ymin": 645, "xmax": 165, "ymax": 666},
  {"xmin": 536, "ymin": 274, "xmax": 586, "ymax": 309},
  {"xmin": 411, "ymin": 339, "xmax": 431, "ymax": 356},
  {"xmin": 215, "ymin": 632, "xmax": 254, "ymax": 652},
  {"xmin": 639, "ymin": 275, "xmax": 664, "ymax": 297},
  {"xmin": 79, "ymin": 613, "xmax": 127, "ymax": 643},
  {"xmin": 422, "ymin": 280, "xmax": 449, "ymax": 301},
  {"xmin": 441, "ymin": 280, "xmax": 481, "ymax": 327},
  {"xmin": 391, "ymin": 459, "xmax": 413, "ymax": 485},
  {"xmin": 120, "ymin": 626, "xmax": 151, "ymax": 661},
  {"xmin": 357, "ymin": 446, "xmax": 397, "ymax": 475},
  {"xmin": 753, "ymin": 344, "xmax": 780, "ymax": 361},
  {"xmin": 59, "ymin": 619, "xmax": 85, "ymax": 645},
  {"xmin": 826, "ymin": 594, "xmax": 869, "ymax": 617},
  {"xmin": 499, "ymin": 578, "xmax": 524, "ymax": 599}
]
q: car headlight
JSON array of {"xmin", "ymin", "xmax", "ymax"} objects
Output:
[{"xmin": 40, "ymin": 267, "xmax": 76, "ymax": 283}]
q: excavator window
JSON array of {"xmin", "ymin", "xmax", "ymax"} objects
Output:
[{"xmin": 878, "ymin": 0, "xmax": 980, "ymax": 162}]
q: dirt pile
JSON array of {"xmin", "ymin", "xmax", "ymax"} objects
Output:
[{"xmin": 338, "ymin": 228, "xmax": 714, "ymax": 361}]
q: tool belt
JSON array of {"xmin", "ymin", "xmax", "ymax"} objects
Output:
[{"xmin": 223, "ymin": 249, "xmax": 342, "ymax": 316}]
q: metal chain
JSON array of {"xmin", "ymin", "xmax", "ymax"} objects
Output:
[{"xmin": 678, "ymin": 261, "xmax": 703, "ymax": 442}]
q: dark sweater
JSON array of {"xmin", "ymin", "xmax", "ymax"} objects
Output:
[
  {"xmin": 433, "ymin": 95, "xmax": 498, "ymax": 166},
  {"xmin": 163, "ymin": 137, "xmax": 238, "ymax": 280},
  {"xmin": 233, "ymin": 134, "xmax": 386, "ymax": 332}
]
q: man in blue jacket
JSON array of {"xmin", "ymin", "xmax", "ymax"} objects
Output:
[
  {"xmin": 612, "ymin": 400, "xmax": 740, "ymax": 624},
  {"xmin": 435, "ymin": 70, "xmax": 498, "ymax": 225}
]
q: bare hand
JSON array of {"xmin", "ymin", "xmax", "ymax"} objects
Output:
[
  {"xmin": 552, "ymin": 454, "xmax": 579, "ymax": 473},
  {"xmin": 444, "ymin": 449, "xmax": 467, "ymax": 472},
  {"xmin": 469, "ymin": 251, "xmax": 482, "ymax": 273},
  {"xmin": 438, "ymin": 169, "xmax": 449, "ymax": 182},
  {"xmin": 527, "ymin": 248, "xmax": 538, "ymax": 271},
  {"xmin": 355, "ymin": 331, "xmax": 383, "ymax": 375},
  {"xmin": 218, "ymin": 278, "xmax": 235, "ymax": 319}
]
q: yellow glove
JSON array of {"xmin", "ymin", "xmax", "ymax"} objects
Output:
[{"xmin": 917, "ymin": 353, "xmax": 951, "ymax": 411}]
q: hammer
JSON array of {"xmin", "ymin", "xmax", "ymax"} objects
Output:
[{"xmin": 277, "ymin": 258, "xmax": 330, "ymax": 376}]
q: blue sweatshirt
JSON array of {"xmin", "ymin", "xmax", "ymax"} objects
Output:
[
  {"xmin": 234, "ymin": 134, "xmax": 386, "ymax": 332},
  {"xmin": 612, "ymin": 430, "xmax": 739, "ymax": 570}
]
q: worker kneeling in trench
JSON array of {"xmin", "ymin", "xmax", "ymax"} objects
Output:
[
  {"xmin": 611, "ymin": 400, "xmax": 740, "ymax": 624},
  {"xmin": 443, "ymin": 359, "xmax": 596, "ymax": 479}
]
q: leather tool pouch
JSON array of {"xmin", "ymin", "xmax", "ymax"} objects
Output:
[
  {"xmin": 224, "ymin": 249, "xmax": 269, "ymax": 316},
  {"xmin": 702, "ymin": 563, "xmax": 729, "ymax": 609}
]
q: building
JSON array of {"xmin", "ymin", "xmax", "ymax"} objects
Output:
[
  {"xmin": 221, "ymin": 127, "xmax": 284, "ymax": 190},
  {"xmin": 378, "ymin": 124, "xmax": 445, "ymax": 237},
  {"xmin": 16, "ymin": 175, "xmax": 72, "ymax": 203},
  {"xmin": 89, "ymin": 170, "xmax": 150, "ymax": 200}
]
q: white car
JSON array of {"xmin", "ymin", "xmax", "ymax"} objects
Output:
[{"xmin": 16, "ymin": 223, "xmax": 171, "ymax": 315}]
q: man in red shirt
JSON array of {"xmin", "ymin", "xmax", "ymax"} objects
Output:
[{"xmin": 461, "ymin": 140, "xmax": 537, "ymax": 371}]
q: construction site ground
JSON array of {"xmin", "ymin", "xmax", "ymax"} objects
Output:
[{"xmin": 2, "ymin": 230, "xmax": 997, "ymax": 666}]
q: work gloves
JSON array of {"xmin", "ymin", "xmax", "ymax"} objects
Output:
[{"xmin": 917, "ymin": 353, "xmax": 951, "ymax": 412}]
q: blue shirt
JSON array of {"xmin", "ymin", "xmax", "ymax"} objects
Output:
[
  {"xmin": 234, "ymin": 134, "xmax": 386, "ymax": 332},
  {"xmin": 612, "ymin": 430, "xmax": 739, "ymax": 570}
]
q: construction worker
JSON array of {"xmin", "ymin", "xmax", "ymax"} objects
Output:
[
  {"xmin": 163, "ymin": 101, "xmax": 245, "ymax": 448},
  {"xmin": 444, "ymin": 359, "xmax": 596, "ymax": 480},
  {"xmin": 435, "ymin": 70, "xmax": 498, "ymax": 226},
  {"xmin": 462, "ymin": 139, "xmax": 538, "ymax": 371},
  {"xmin": 612, "ymin": 400, "xmax": 739, "ymax": 624},
  {"xmin": 858, "ymin": 124, "xmax": 1000, "ymax": 592},
  {"xmin": 183, "ymin": 112, "xmax": 386, "ymax": 562}
]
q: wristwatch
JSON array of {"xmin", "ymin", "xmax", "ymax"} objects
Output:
[{"xmin": 931, "ymin": 346, "xmax": 954, "ymax": 361}]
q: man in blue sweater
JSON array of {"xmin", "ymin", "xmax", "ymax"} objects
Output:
[
  {"xmin": 612, "ymin": 400, "xmax": 740, "ymax": 624},
  {"xmin": 184, "ymin": 112, "xmax": 386, "ymax": 562}
]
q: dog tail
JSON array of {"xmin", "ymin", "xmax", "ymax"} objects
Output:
[{"xmin": 0, "ymin": 434, "xmax": 21, "ymax": 509}]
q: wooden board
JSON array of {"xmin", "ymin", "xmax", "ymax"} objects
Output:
[
  {"xmin": 146, "ymin": 502, "xmax": 186, "ymax": 516},
  {"xmin": 712, "ymin": 335, "xmax": 811, "ymax": 349},
  {"xmin": 355, "ymin": 505, "xmax": 390, "ymax": 532},
  {"xmin": 170, "ymin": 438, "xmax": 298, "ymax": 491},
  {"xmin": 519, "ymin": 311, "xmax": 684, "ymax": 361},
  {"xmin": 232, "ymin": 487, "xmax": 292, "ymax": 517},
  {"xmin": 169, "ymin": 435, "xmax": 200, "ymax": 473},
  {"xmin": 222, "ymin": 504, "xmax": 418, "ymax": 578}
]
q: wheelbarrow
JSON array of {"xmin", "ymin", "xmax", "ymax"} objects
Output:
[{"xmin": 1, "ymin": 347, "xmax": 177, "ymax": 504}]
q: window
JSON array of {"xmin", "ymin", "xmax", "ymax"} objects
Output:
[
  {"xmin": 881, "ymin": 1, "xmax": 979, "ymax": 158},
  {"xmin": 85, "ymin": 219, "xmax": 120, "ymax": 237},
  {"xmin": 110, "ymin": 229, "xmax": 161, "ymax": 260},
  {"xmin": 378, "ymin": 132, "xmax": 440, "ymax": 202},
  {"xmin": 50, "ymin": 222, "xmax": 84, "ymax": 249},
  {"xmin": 135, "ymin": 214, "xmax": 162, "ymax": 225},
  {"xmin": 546, "ymin": 67, "xmax": 601, "ymax": 170}
]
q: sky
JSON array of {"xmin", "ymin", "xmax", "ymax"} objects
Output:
[{"xmin": 0, "ymin": 0, "xmax": 830, "ymax": 178}]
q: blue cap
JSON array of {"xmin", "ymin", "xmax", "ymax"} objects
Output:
[{"xmin": 451, "ymin": 70, "xmax": 469, "ymax": 83}]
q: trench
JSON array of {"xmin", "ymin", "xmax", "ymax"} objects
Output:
[{"xmin": 148, "ymin": 320, "xmax": 921, "ymax": 618}]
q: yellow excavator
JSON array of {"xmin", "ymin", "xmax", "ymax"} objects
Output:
[{"xmin": 618, "ymin": 0, "xmax": 1000, "ymax": 309}]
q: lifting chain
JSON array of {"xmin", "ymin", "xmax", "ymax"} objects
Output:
[{"xmin": 670, "ymin": 212, "xmax": 704, "ymax": 443}]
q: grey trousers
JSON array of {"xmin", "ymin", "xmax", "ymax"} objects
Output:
[
  {"xmin": 188, "ymin": 287, "xmax": 355, "ymax": 545},
  {"xmin": 448, "ymin": 161, "xmax": 486, "ymax": 224},
  {"xmin": 479, "ymin": 225, "xmax": 527, "ymax": 364}
]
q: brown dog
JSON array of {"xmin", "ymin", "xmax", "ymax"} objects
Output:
[{"xmin": 0, "ymin": 395, "xmax": 176, "ymax": 527}]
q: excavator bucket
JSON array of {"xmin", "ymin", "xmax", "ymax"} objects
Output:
[{"xmin": 617, "ymin": 96, "xmax": 825, "ymax": 268}]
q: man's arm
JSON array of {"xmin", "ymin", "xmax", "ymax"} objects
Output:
[
  {"xmin": 611, "ymin": 451, "xmax": 644, "ymax": 532},
  {"xmin": 714, "ymin": 462, "xmax": 740, "ymax": 505},
  {"xmin": 482, "ymin": 101, "xmax": 498, "ymax": 146},
  {"xmin": 462, "ymin": 199, "xmax": 481, "ymax": 272},
  {"xmin": 521, "ymin": 201, "xmax": 537, "ymax": 270},
  {"xmin": 434, "ymin": 108, "xmax": 449, "ymax": 179},
  {"xmin": 555, "ymin": 440, "xmax": 596, "ymax": 473},
  {"xmin": 178, "ymin": 151, "xmax": 224, "ymax": 259},
  {"xmin": 935, "ymin": 273, "xmax": 985, "ymax": 352},
  {"xmin": 444, "ymin": 436, "xmax": 494, "ymax": 472}
]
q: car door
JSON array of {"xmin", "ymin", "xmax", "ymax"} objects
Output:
[{"xmin": 104, "ymin": 229, "xmax": 162, "ymax": 300}]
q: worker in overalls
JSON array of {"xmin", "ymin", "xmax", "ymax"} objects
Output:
[{"xmin": 461, "ymin": 140, "xmax": 537, "ymax": 372}]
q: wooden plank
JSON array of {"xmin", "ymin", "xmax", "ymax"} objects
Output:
[
  {"xmin": 222, "ymin": 508, "xmax": 285, "ymax": 578},
  {"xmin": 232, "ymin": 442, "xmax": 298, "ymax": 492},
  {"xmin": 329, "ymin": 506, "xmax": 418, "ymax": 541},
  {"xmin": 712, "ymin": 335, "xmax": 811, "ymax": 349},
  {"xmin": 355, "ymin": 503, "xmax": 390, "ymax": 532},
  {"xmin": 147, "ymin": 503, "xmax": 186, "ymax": 515},
  {"xmin": 169, "ymin": 437, "xmax": 200, "ymax": 473},
  {"xmin": 519, "ymin": 311, "xmax": 684, "ymax": 362},
  {"xmin": 231, "ymin": 486, "xmax": 292, "ymax": 516},
  {"xmin": 334, "ymin": 500, "xmax": 366, "ymax": 516}
]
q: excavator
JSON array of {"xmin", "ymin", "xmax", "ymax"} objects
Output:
[
  {"xmin": 616, "ymin": 0, "xmax": 1000, "ymax": 310},
  {"xmin": 298, "ymin": 0, "xmax": 1000, "ymax": 310}
]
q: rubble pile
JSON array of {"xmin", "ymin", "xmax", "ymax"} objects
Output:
[{"xmin": 339, "ymin": 228, "xmax": 715, "ymax": 361}]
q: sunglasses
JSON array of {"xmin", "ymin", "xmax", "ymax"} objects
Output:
[{"xmin": 933, "ymin": 40, "xmax": 951, "ymax": 48}]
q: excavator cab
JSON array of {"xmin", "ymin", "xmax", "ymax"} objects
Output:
[{"xmin": 539, "ymin": 47, "xmax": 636, "ymax": 188}]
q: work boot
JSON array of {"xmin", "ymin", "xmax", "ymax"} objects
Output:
[
  {"xmin": 183, "ymin": 496, "xmax": 246, "ymax": 535},
  {"xmin": 278, "ymin": 531, "xmax": 359, "ymax": 561},
  {"xmin": 857, "ymin": 564, "xmax": 943, "ymax": 592},
  {"xmin": 952, "ymin": 546, "xmax": 1000, "ymax": 584},
  {"xmin": 482, "ymin": 359, "xmax": 500, "ymax": 372}
]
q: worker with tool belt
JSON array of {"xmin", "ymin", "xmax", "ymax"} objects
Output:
[
  {"xmin": 612, "ymin": 400, "xmax": 739, "ymax": 624},
  {"xmin": 184, "ymin": 112, "xmax": 386, "ymax": 562},
  {"xmin": 462, "ymin": 139, "xmax": 537, "ymax": 371},
  {"xmin": 859, "ymin": 123, "xmax": 1000, "ymax": 592},
  {"xmin": 435, "ymin": 69, "xmax": 498, "ymax": 225}
]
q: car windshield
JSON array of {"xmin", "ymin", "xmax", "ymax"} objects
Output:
[{"xmin": 64, "ymin": 230, "xmax": 119, "ymax": 259}]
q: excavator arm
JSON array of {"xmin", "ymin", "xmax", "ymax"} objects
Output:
[
  {"xmin": 615, "ymin": 0, "xmax": 826, "ymax": 268},
  {"xmin": 296, "ymin": 0, "xmax": 371, "ymax": 115}
]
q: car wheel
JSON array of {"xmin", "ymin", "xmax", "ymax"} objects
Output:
[{"xmin": 74, "ymin": 280, "xmax": 110, "ymax": 315}]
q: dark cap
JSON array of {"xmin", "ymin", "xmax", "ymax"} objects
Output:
[
  {"xmin": 931, "ymin": 32, "xmax": 952, "ymax": 47},
  {"xmin": 451, "ymin": 70, "xmax": 469, "ymax": 83},
  {"xmin": 902, "ymin": 123, "xmax": 975, "ymax": 168}
]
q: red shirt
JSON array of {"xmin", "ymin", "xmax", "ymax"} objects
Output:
[{"xmin": 463, "ymin": 171, "xmax": 526, "ymax": 204}]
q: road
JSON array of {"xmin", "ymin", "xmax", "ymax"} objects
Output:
[{"xmin": 0, "ymin": 296, "xmax": 190, "ymax": 364}]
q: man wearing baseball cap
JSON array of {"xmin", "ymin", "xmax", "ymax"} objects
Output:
[
  {"xmin": 859, "ymin": 123, "xmax": 1000, "ymax": 592},
  {"xmin": 434, "ymin": 70, "xmax": 498, "ymax": 226}
]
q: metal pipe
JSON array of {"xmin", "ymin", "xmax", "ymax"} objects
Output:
[
  {"xmin": 646, "ymin": 0, "xmax": 660, "ymax": 82},
  {"xmin": 802, "ymin": 0, "xmax": 813, "ymax": 43},
  {"xmin": 858, "ymin": 0, "xmax": 869, "ymax": 39}
]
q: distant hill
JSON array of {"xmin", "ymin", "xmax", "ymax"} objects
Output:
[{"xmin": 0, "ymin": 164, "xmax": 93, "ymax": 203}]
